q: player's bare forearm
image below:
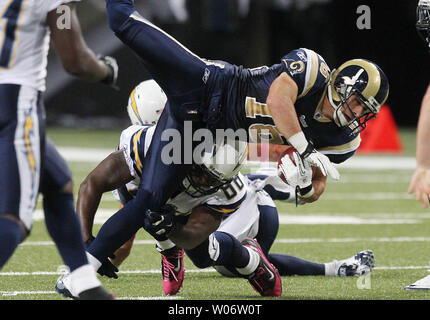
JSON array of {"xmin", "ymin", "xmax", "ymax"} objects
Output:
[
  {"xmin": 168, "ymin": 206, "xmax": 221, "ymax": 250},
  {"xmin": 299, "ymin": 167, "xmax": 327, "ymax": 203},
  {"xmin": 77, "ymin": 151, "xmax": 133, "ymax": 241},
  {"xmin": 267, "ymin": 72, "xmax": 302, "ymax": 144},
  {"xmin": 48, "ymin": 4, "xmax": 109, "ymax": 82}
]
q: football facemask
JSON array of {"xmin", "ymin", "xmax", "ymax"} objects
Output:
[
  {"xmin": 182, "ymin": 139, "xmax": 248, "ymax": 198},
  {"xmin": 417, "ymin": 0, "xmax": 430, "ymax": 50}
]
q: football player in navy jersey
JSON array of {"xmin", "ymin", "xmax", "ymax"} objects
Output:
[
  {"xmin": 405, "ymin": 0, "xmax": 430, "ymax": 290},
  {"xmin": 83, "ymin": 0, "xmax": 389, "ymax": 292}
]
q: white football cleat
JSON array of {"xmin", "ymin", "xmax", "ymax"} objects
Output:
[
  {"xmin": 55, "ymin": 272, "xmax": 78, "ymax": 299},
  {"xmin": 405, "ymin": 275, "xmax": 430, "ymax": 290},
  {"xmin": 55, "ymin": 271, "xmax": 115, "ymax": 300},
  {"xmin": 334, "ymin": 250, "xmax": 375, "ymax": 276}
]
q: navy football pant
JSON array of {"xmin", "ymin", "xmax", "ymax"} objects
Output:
[{"xmin": 88, "ymin": 0, "xmax": 220, "ymax": 262}]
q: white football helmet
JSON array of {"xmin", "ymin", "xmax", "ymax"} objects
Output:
[
  {"xmin": 183, "ymin": 138, "xmax": 249, "ymax": 197},
  {"xmin": 127, "ymin": 80, "xmax": 167, "ymax": 125}
]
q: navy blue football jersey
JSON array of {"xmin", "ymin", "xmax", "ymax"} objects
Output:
[{"xmin": 211, "ymin": 48, "xmax": 361, "ymax": 164}]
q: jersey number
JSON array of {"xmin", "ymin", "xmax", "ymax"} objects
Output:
[
  {"xmin": 245, "ymin": 97, "xmax": 286, "ymax": 144},
  {"xmin": 0, "ymin": 0, "xmax": 24, "ymax": 68},
  {"xmin": 221, "ymin": 176, "xmax": 244, "ymax": 200}
]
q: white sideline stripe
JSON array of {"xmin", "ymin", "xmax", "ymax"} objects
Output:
[
  {"xmin": 57, "ymin": 147, "xmax": 415, "ymax": 170},
  {"xmin": 0, "ymin": 269, "xmax": 216, "ymax": 276},
  {"xmin": 32, "ymin": 210, "xmax": 424, "ymax": 225},
  {"xmin": 17, "ymin": 236, "xmax": 430, "ymax": 248}
]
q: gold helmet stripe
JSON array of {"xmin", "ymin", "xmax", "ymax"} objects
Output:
[{"xmin": 298, "ymin": 49, "xmax": 320, "ymax": 98}]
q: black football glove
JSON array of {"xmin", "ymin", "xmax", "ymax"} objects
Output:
[
  {"xmin": 99, "ymin": 55, "xmax": 119, "ymax": 90},
  {"xmin": 84, "ymin": 235, "xmax": 118, "ymax": 278},
  {"xmin": 97, "ymin": 258, "xmax": 119, "ymax": 279},
  {"xmin": 143, "ymin": 205, "xmax": 175, "ymax": 241}
]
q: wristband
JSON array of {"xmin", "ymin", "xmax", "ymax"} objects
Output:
[
  {"xmin": 288, "ymin": 132, "xmax": 308, "ymax": 154},
  {"xmin": 299, "ymin": 186, "xmax": 315, "ymax": 198}
]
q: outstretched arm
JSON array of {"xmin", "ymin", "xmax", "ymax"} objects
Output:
[
  {"xmin": 48, "ymin": 3, "xmax": 117, "ymax": 85},
  {"xmin": 267, "ymin": 72, "xmax": 340, "ymax": 182},
  {"xmin": 409, "ymin": 84, "xmax": 430, "ymax": 208},
  {"xmin": 77, "ymin": 151, "xmax": 133, "ymax": 242}
]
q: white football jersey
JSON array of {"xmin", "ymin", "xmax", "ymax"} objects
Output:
[
  {"xmin": 116, "ymin": 124, "xmax": 247, "ymax": 216},
  {"xmin": 0, "ymin": 0, "xmax": 79, "ymax": 91}
]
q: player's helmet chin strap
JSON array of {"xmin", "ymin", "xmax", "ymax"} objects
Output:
[{"xmin": 327, "ymin": 69, "xmax": 375, "ymax": 135}]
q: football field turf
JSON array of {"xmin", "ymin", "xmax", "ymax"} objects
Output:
[{"xmin": 1, "ymin": 127, "xmax": 430, "ymax": 301}]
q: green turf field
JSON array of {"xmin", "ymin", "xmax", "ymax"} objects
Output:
[{"xmin": 1, "ymin": 127, "xmax": 430, "ymax": 301}]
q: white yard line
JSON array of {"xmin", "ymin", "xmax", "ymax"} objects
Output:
[
  {"xmin": 0, "ymin": 290, "xmax": 183, "ymax": 300},
  {"xmin": 0, "ymin": 291, "xmax": 56, "ymax": 296},
  {"xmin": 17, "ymin": 236, "xmax": 430, "ymax": 248},
  {"xmin": 58, "ymin": 147, "xmax": 415, "ymax": 170}
]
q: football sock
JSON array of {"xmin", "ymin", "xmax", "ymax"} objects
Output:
[
  {"xmin": 324, "ymin": 261, "xmax": 339, "ymax": 276},
  {"xmin": 0, "ymin": 217, "xmax": 22, "ymax": 269},
  {"xmin": 69, "ymin": 264, "xmax": 102, "ymax": 296},
  {"xmin": 86, "ymin": 196, "xmax": 146, "ymax": 262},
  {"xmin": 268, "ymin": 253, "xmax": 325, "ymax": 276},
  {"xmin": 212, "ymin": 232, "xmax": 259, "ymax": 276},
  {"xmin": 185, "ymin": 232, "xmax": 258, "ymax": 275},
  {"xmin": 156, "ymin": 239, "xmax": 177, "ymax": 252},
  {"xmin": 43, "ymin": 192, "xmax": 88, "ymax": 272},
  {"xmin": 235, "ymin": 246, "xmax": 260, "ymax": 276}
]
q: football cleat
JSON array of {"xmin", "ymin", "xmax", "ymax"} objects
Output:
[
  {"xmin": 335, "ymin": 250, "xmax": 375, "ymax": 276},
  {"xmin": 405, "ymin": 275, "xmax": 430, "ymax": 290},
  {"xmin": 55, "ymin": 272, "xmax": 77, "ymax": 299},
  {"xmin": 241, "ymin": 238, "xmax": 282, "ymax": 297},
  {"xmin": 161, "ymin": 247, "xmax": 185, "ymax": 295},
  {"xmin": 55, "ymin": 272, "xmax": 115, "ymax": 300}
]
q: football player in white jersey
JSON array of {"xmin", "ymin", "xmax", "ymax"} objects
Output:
[
  {"xmin": 0, "ymin": 0, "xmax": 118, "ymax": 299},
  {"xmin": 57, "ymin": 81, "xmax": 374, "ymax": 298}
]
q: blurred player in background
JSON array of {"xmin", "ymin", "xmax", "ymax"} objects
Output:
[
  {"xmin": 0, "ymin": 0, "xmax": 118, "ymax": 299},
  {"xmin": 83, "ymin": 1, "xmax": 389, "ymax": 283},
  {"xmin": 405, "ymin": 0, "xmax": 430, "ymax": 290},
  {"xmin": 59, "ymin": 81, "xmax": 374, "ymax": 298}
]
